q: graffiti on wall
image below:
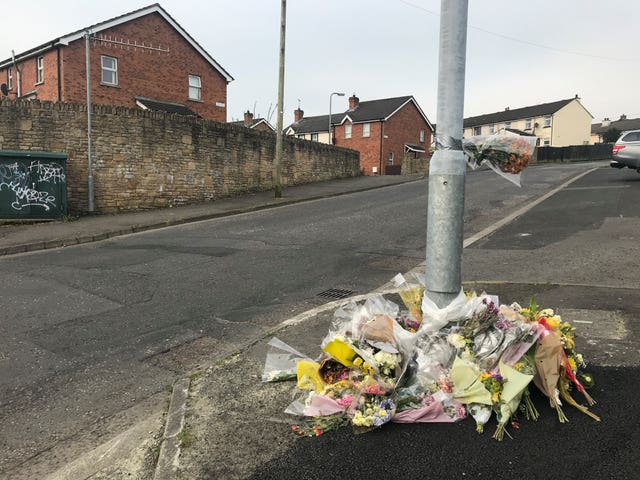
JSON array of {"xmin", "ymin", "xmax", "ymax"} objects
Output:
[{"xmin": 0, "ymin": 160, "xmax": 66, "ymax": 213}]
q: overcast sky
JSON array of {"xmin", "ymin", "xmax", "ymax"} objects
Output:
[{"xmin": 2, "ymin": 0, "xmax": 638, "ymax": 126}]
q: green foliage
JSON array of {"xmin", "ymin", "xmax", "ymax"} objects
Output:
[{"xmin": 603, "ymin": 127, "xmax": 621, "ymax": 143}]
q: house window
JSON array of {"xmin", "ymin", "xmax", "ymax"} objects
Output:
[
  {"xmin": 101, "ymin": 56, "xmax": 118, "ymax": 85},
  {"xmin": 473, "ymin": 126, "xmax": 481, "ymax": 136},
  {"xmin": 188, "ymin": 75, "xmax": 202, "ymax": 101},
  {"xmin": 505, "ymin": 121, "xmax": 511, "ymax": 129},
  {"xmin": 7, "ymin": 67, "xmax": 12, "ymax": 90},
  {"xmin": 387, "ymin": 152, "xmax": 394, "ymax": 165},
  {"xmin": 525, "ymin": 118, "xmax": 532, "ymax": 130},
  {"xmin": 543, "ymin": 139, "xmax": 550, "ymax": 146},
  {"xmin": 419, "ymin": 129, "xmax": 425, "ymax": 142},
  {"xmin": 362, "ymin": 123, "xmax": 370, "ymax": 137},
  {"xmin": 345, "ymin": 124, "xmax": 352, "ymax": 139},
  {"xmin": 311, "ymin": 133, "xmax": 318, "ymax": 142},
  {"xmin": 544, "ymin": 115, "xmax": 552, "ymax": 127},
  {"xmin": 489, "ymin": 124, "xmax": 495, "ymax": 134},
  {"xmin": 297, "ymin": 134, "xmax": 305, "ymax": 139},
  {"xmin": 36, "ymin": 56, "xmax": 44, "ymax": 84}
]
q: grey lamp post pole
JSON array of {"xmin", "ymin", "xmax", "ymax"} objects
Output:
[
  {"xmin": 274, "ymin": 0, "xmax": 287, "ymax": 198},
  {"xmin": 425, "ymin": 0, "xmax": 469, "ymax": 308},
  {"xmin": 329, "ymin": 92, "xmax": 345, "ymax": 144}
]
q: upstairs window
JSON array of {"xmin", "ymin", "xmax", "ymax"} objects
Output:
[
  {"xmin": 525, "ymin": 118, "xmax": 532, "ymax": 130},
  {"xmin": 473, "ymin": 126, "xmax": 481, "ymax": 136},
  {"xmin": 505, "ymin": 121, "xmax": 511, "ymax": 129},
  {"xmin": 544, "ymin": 115, "xmax": 552, "ymax": 127},
  {"xmin": 345, "ymin": 124, "xmax": 352, "ymax": 139},
  {"xmin": 36, "ymin": 56, "xmax": 44, "ymax": 84},
  {"xmin": 419, "ymin": 129, "xmax": 425, "ymax": 142},
  {"xmin": 101, "ymin": 56, "xmax": 118, "ymax": 85},
  {"xmin": 189, "ymin": 75, "xmax": 201, "ymax": 101},
  {"xmin": 489, "ymin": 124, "xmax": 495, "ymax": 134},
  {"xmin": 7, "ymin": 67, "xmax": 12, "ymax": 90},
  {"xmin": 311, "ymin": 133, "xmax": 318, "ymax": 141},
  {"xmin": 362, "ymin": 123, "xmax": 370, "ymax": 137}
]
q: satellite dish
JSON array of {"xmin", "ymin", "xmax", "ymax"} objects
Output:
[{"xmin": 0, "ymin": 83, "xmax": 8, "ymax": 96}]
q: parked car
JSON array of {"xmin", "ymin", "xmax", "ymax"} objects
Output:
[{"xmin": 611, "ymin": 129, "xmax": 640, "ymax": 172}]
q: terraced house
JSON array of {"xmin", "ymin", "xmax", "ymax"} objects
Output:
[
  {"xmin": 0, "ymin": 3, "xmax": 233, "ymax": 121},
  {"xmin": 463, "ymin": 96, "xmax": 592, "ymax": 147}
]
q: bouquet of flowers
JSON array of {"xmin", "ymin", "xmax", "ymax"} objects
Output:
[
  {"xmin": 272, "ymin": 273, "xmax": 599, "ymax": 440},
  {"xmin": 463, "ymin": 134, "xmax": 537, "ymax": 186}
]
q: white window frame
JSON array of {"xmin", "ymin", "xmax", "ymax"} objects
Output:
[
  {"xmin": 387, "ymin": 152, "xmax": 394, "ymax": 166},
  {"xmin": 419, "ymin": 129, "xmax": 425, "ymax": 142},
  {"xmin": 543, "ymin": 138, "xmax": 551, "ymax": 146},
  {"xmin": 489, "ymin": 124, "xmax": 495, "ymax": 134},
  {"xmin": 297, "ymin": 134, "xmax": 305, "ymax": 139},
  {"xmin": 36, "ymin": 56, "xmax": 44, "ymax": 84},
  {"xmin": 362, "ymin": 122, "xmax": 370, "ymax": 137},
  {"xmin": 7, "ymin": 67, "xmax": 13, "ymax": 90},
  {"xmin": 505, "ymin": 121, "xmax": 511, "ymax": 129},
  {"xmin": 101, "ymin": 55, "xmax": 118, "ymax": 86},
  {"xmin": 473, "ymin": 126, "xmax": 481, "ymax": 136},
  {"xmin": 345, "ymin": 124, "xmax": 352, "ymax": 139},
  {"xmin": 188, "ymin": 74, "xmax": 202, "ymax": 101},
  {"xmin": 544, "ymin": 115, "xmax": 552, "ymax": 127},
  {"xmin": 525, "ymin": 118, "xmax": 532, "ymax": 130},
  {"xmin": 311, "ymin": 133, "xmax": 318, "ymax": 142}
]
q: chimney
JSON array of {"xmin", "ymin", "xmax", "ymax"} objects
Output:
[
  {"xmin": 505, "ymin": 107, "xmax": 510, "ymax": 111},
  {"xmin": 349, "ymin": 93, "xmax": 359, "ymax": 110},
  {"xmin": 294, "ymin": 108, "xmax": 304, "ymax": 122},
  {"xmin": 620, "ymin": 114, "xmax": 627, "ymax": 120},
  {"xmin": 244, "ymin": 110, "xmax": 253, "ymax": 126},
  {"xmin": 601, "ymin": 117, "xmax": 611, "ymax": 127}
]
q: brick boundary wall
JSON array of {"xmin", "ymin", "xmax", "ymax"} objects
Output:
[
  {"xmin": 401, "ymin": 155, "xmax": 430, "ymax": 175},
  {"xmin": 0, "ymin": 99, "xmax": 360, "ymax": 214}
]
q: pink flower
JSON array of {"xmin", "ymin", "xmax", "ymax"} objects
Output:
[
  {"xmin": 364, "ymin": 384, "xmax": 386, "ymax": 395},
  {"xmin": 337, "ymin": 394, "xmax": 353, "ymax": 408}
]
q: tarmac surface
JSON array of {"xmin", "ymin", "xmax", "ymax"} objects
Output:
[{"xmin": 2, "ymin": 166, "xmax": 639, "ymax": 480}]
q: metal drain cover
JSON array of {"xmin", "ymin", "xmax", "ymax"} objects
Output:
[{"xmin": 317, "ymin": 288, "xmax": 354, "ymax": 299}]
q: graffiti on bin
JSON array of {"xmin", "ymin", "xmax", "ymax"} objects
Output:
[{"xmin": 0, "ymin": 160, "xmax": 66, "ymax": 212}]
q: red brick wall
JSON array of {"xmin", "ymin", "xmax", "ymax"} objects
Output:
[
  {"xmin": 0, "ymin": 49, "xmax": 60, "ymax": 100},
  {"xmin": 333, "ymin": 101, "xmax": 433, "ymax": 175},
  {"xmin": 1, "ymin": 12, "xmax": 229, "ymax": 122}
]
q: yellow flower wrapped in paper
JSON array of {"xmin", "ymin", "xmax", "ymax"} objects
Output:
[
  {"xmin": 296, "ymin": 360, "xmax": 324, "ymax": 392},
  {"xmin": 322, "ymin": 335, "xmax": 358, "ymax": 367},
  {"xmin": 450, "ymin": 356, "xmax": 492, "ymax": 406}
]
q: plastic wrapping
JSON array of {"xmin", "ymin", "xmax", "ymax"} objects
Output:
[
  {"xmin": 463, "ymin": 134, "xmax": 537, "ymax": 186},
  {"xmin": 261, "ymin": 337, "xmax": 311, "ymax": 382}
]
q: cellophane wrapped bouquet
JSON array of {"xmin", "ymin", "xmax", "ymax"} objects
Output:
[
  {"xmin": 463, "ymin": 134, "xmax": 537, "ymax": 186},
  {"xmin": 267, "ymin": 273, "xmax": 599, "ymax": 440}
]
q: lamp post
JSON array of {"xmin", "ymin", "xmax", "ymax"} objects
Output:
[{"xmin": 329, "ymin": 92, "xmax": 345, "ymax": 144}]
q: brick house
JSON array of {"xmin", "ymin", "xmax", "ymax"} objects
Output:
[
  {"xmin": 230, "ymin": 111, "xmax": 276, "ymax": 132},
  {"xmin": 0, "ymin": 3, "xmax": 233, "ymax": 121},
  {"xmin": 286, "ymin": 94, "xmax": 433, "ymax": 175}
]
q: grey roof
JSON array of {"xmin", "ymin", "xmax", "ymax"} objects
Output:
[
  {"xmin": 286, "ymin": 95, "xmax": 433, "ymax": 134},
  {"xmin": 463, "ymin": 98, "xmax": 577, "ymax": 128},
  {"xmin": 135, "ymin": 96, "xmax": 199, "ymax": 116},
  {"xmin": 505, "ymin": 127, "xmax": 536, "ymax": 137},
  {"xmin": 404, "ymin": 142, "xmax": 426, "ymax": 152},
  {"xmin": 230, "ymin": 118, "xmax": 275, "ymax": 131},
  {"xmin": 0, "ymin": 4, "xmax": 233, "ymax": 82},
  {"xmin": 591, "ymin": 117, "xmax": 640, "ymax": 134},
  {"xmin": 286, "ymin": 114, "xmax": 332, "ymax": 135}
]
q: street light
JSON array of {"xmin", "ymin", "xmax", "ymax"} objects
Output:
[{"xmin": 329, "ymin": 92, "xmax": 345, "ymax": 144}]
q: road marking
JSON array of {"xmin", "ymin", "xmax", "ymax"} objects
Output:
[
  {"xmin": 573, "ymin": 320, "xmax": 594, "ymax": 324},
  {"xmin": 565, "ymin": 185, "xmax": 630, "ymax": 191},
  {"xmin": 463, "ymin": 168, "xmax": 599, "ymax": 248}
]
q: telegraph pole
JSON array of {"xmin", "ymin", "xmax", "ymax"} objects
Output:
[
  {"xmin": 85, "ymin": 31, "xmax": 95, "ymax": 212},
  {"xmin": 273, "ymin": 0, "xmax": 287, "ymax": 198},
  {"xmin": 425, "ymin": 0, "xmax": 469, "ymax": 308}
]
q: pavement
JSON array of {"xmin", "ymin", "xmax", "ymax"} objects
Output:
[{"xmin": 2, "ymin": 167, "xmax": 639, "ymax": 480}]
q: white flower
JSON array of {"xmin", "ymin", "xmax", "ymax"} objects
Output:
[{"xmin": 447, "ymin": 333, "xmax": 467, "ymax": 349}]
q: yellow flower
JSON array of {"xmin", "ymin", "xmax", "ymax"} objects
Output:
[
  {"xmin": 568, "ymin": 357, "xmax": 577, "ymax": 371},
  {"xmin": 539, "ymin": 308, "xmax": 555, "ymax": 317},
  {"xmin": 545, "ymin": 315, "xmax": 561, "ymax": 330},
  {"xmin": 353, "ymin": 357, "xmax": 363, "ymax": 367}
]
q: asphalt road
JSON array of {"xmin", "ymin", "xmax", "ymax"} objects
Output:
[{"xmin": 0, "ymin": 161, "xmax": 628, "ymax": 475}]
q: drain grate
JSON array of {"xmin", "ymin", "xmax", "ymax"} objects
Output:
[{"xmin": 317, "ymin": 288, "xmax": 355, "ymax": 299}]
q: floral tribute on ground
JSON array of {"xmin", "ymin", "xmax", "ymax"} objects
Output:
[{"xmin": 263, "ymin": 273, "xmax": 600, "ymax": 440}]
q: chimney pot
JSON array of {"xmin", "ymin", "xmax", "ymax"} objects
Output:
[
  {"xmin": 620, "ymin": 114, "xmax": 627, "ymax": 120},
  {"xmin": 505, "ymin": 107, "xmax": 510, "ymax": 111},
  {"xmin": 294, "ymin": 108, "xmax": 304, "ymax": 122},
  {"xmin": 349, "ymin": 94, "xmax": 359, "ymax": 110},
  {"xmin": 244, "ymin": 110, "xmax": 253, "ymax": 126}
]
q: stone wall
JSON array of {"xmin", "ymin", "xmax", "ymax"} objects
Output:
[
  {"xmin": 401, "ymin": 154, "xmax": 430, "ymax": 175},
  {"xmin": 0, "ymin": 99, "xmax": 360, "ymax": 213}
]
